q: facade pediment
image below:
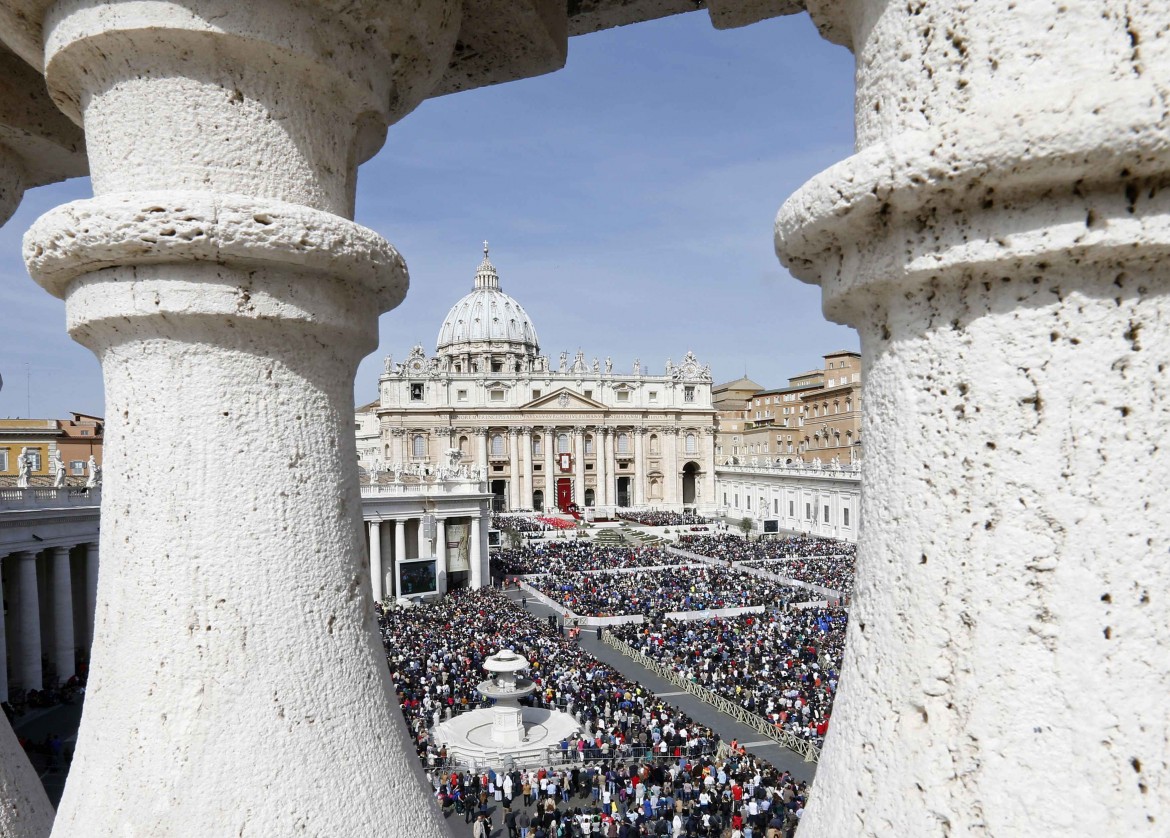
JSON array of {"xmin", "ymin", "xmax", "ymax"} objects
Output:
[{"xmin": 522, "ymin": 388, "xmax": 606, "ymax": 411}]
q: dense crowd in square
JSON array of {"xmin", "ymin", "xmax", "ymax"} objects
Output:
[
  {"xmin": 675, "ymin": 535, "xmax": 855, "ymax": 563},
  {"xmin": 616, "ymin": 510, "xmax": 710, "ymax": 527},
  {"xmin": 526, "ymin": 566, "xmax": 809, "ymax": 617},
  {"xmin": 738, "ymin": 556, "xmax": 855, "ymax": 597},
  {"xmin": 377, "ymin": 587, "xmax": 811, "ymax": 836},
  {"xmin": 610, "ymin": 608, "xmax": 847, "ymax": 749},
  {"xmin": 492, "ymin": 542, "xmax": 686, "ymax": 576}
]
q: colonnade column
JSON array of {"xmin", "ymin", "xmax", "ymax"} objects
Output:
[
  {"xmin": 0, "ymin": 558, "xmax": 6, "ymax": 703},
  {"xmin": 84, "ymin": 541, "xmax": 99, "ymax": 648},
  {"xmin": 778, "ymin": 1, "xmax": 1170, "ymax": 833},
  {"xmin": 507, "ymin": 429, "xmax": 520, "ymax": 510},
  {"xmin": 543, "ymin": 426, "xmax": 556, "ymax": 510},
  {"xmin": 469, "ymin": 515, "xmax": 483, "ymax": 589},
  {"xmin": 595, "ymin": 429, "xmax": 608, "ymax": 508},
  {"xmin": 367, "ymin": 521, "xmax": 383, "ymax": 602},
  {"xmin": 701, "ymin": 429, "xmax": 716, "ymax": 510},
  {"xmin": 632, "ymin": 429, "xmax": 646, "ymax": 506},
  {"xmin": 50, "ymin": 545, "xmax": 75, "ymax": 683},
  {"xmin": 519, "ymin": 427, "xmax": 533, "ymax": 509},
  {"xmin": 433, "ymin": 518, "xmax": 447, "ymax": 597},
  {"xmin": 573, "ymin": 426, "xmax": 586, "ymax": 507},
  {"xmin": 394, "ymin": 519, "xmax": 407, "ymax": 599},
  {"xmin": 14, "ymin": 551, "xmax": 40, "ymax": 692},
  {"xmin": 19, "ymin": 1, "xmax": 460, "ymax": 832}
]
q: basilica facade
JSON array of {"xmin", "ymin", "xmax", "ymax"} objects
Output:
[{"xmin": 359, "ymin": 246, "xmax": 716, "ymax": 514}]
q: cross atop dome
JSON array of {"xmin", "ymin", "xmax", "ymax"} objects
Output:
[
  {"xmin": 474, "ymin": 240, "xmax": 499, "ymax": 290},
  {"xmin": 483, "ymin": 240, "xmax": 489, "ymax": 256}
]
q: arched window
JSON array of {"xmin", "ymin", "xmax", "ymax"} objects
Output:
[
  {"xmin": 845, "ymin": 399, "xmax": 853, "ymax": 412},
  {"xmin": 532, "ymin": 435, "xmax": 542, "ymax": 456},
  {"xmin": 584, "ymin": 488, "xmax": 595, "ymax": 507},
  {"xmin": 558, "ymin": 433, "xmax": 570, "ymax": 454},
  {"xmin": 491, "ymin": 433, "xmax": 505, "ymax": 456},
  {"xmin": 459, "ymin": 435, "xmax": 469, "ymax": 457},
  {"xmin": 585, "ymin": 435, "xmax": 594, "ymax": 455},
  {"xmin": 649, "ymin": 434, "xmax": 660, "ymax": 455},
  {"xmin": 616, "ymin": 433, "xmax": 630, "ymax": 454},
  {"xmin": 685, "ymin": 433, "xmax": 697, "ymax": 454},
  {"xmin": 412, "ymin": 434, "xmax": 426, "ymax": 458}
]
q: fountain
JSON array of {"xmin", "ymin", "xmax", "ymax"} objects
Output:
[{"xmin": 430, "ymin": 649, "xmax": 581, "ymax": 768}]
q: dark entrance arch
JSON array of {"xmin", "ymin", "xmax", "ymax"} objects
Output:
[
  {"xmin": 682, "ymin": 461, "xmax": 700, "ymax": 506},
  {"xmin": 490, "ymin": 479, "xmax": 507, "ymax": 512},
  {"xmin": 533, "ymin": 489, "xmax": 544, "ymax": 511}
]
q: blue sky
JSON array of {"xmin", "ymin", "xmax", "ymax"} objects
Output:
[{"xmin": 0, "ymin": 10, "xmax": 857, "ymax": 419}]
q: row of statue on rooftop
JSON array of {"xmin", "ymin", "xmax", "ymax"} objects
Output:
[
  {"xmin": 384, "ymin": 347, "xmax": 712, "ymax": 382},
  {"xmin": 14, "ymin": 449, "xmax": 101, "ymax": 489}
]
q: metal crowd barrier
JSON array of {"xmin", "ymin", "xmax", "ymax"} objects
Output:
[{"xmin": 601, "ymin": 632, "xmax": 820, "ymax": 764}]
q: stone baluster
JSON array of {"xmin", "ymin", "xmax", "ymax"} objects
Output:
[
  {"xmin": 778, "ymin": 0, "xmax": 1170, "ymax": 833},
  {"xmin": 20, "ymin": 1, "xmax": 460, "ymax": 833}
]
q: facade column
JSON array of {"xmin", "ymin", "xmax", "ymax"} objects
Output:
[
  {"xmin": 85, "ymin": 541, "xmax": 99, "ymax": 648},
  {"xmin": 14, "ymin": 551, "xmax": 40, "ymax": 692},
  {"xmin": 633, "ymin": 429, "xmax": 646, "ymax": 506},
  {"xmin": 701, "ymin": 428, "xmax": 716, "ymax": 511},
  {"xmin": 519, "ymin": 427, "xmax": 533, "ymax": 509},
  {"xmin": 50, "ymin": 545, "xmax": 76, "ymax": 683},
  {"xmin": 396, "ymin": 429, "xmax": 410, "ymax": 466},
  {"xmin": 367, "ymin": 521, "xmax": 383, "ymax": 602},
  {"xmin": 595, "ymin": 429, "xmax": 609, "ymax": 508},
  {"xmin": 433, "ymin": 518, "xmax": 447, "ymax": 597},
  {"xmin": 0, "ymin": 557, "xmax": 6, "ymax": 703},
  {"xmin": 778, "ymin": 1, "xmax": 1170, "ymax": 834},
  {"xmin": 573, "ymin": 426, "xmax": 586, "ymax": 506},
  {"xmin": 544, "ymin": 426, "xmax": 556, "ymax": 510},
  {"xmin": 507, "ymin": 429, "xmax": 520, "ymax": 510},
  {"xmin": 475, "ymin": 429, "xmax": 490, "ymax": 479},
  {"xmin": 19, "ymin": 3, "xmax": 460, "ymax": 834},
  {"xmin": 469, "ymin": 515, "xmax": 483, "ymax": 589},
  {"xmin": 394, "ymin": 519, "xmax": 407, "ymax": 599},
  {"xmin": 664, "ymin": 429, "xmax": 679, "ymax": 508}
]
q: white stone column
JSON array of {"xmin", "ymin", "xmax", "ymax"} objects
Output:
[
  {"xmin": 573, "ymin": 427, "xmax": 586, "ymax": 506},
  {"xmin": 543, "ymin": 426, "xmax": 557, "ymax": 509},
  {"xmin": 476, "ymin": 429, "xmax": 490, "ymax": 478},
  {"xmin": 20, "ymin": 3, "xmax": 459, "ymax": 834},
  {"xmin": 84, "ymin": 541, "xmax": 99, "ymax": 649},
  {"xmin": 367, "ymin": 520, "xmax": 383, "ymax": 602},
  {"xmin": 519, "ymin": 427, "xmax": 533, "ymax": 509},
  {"xmin": 0, "ymin": 557, "xmax": 7, "ymax": 704},
  {"xmin": 470, "ymin": 514, "xmax": 483, "ymax": 589},
  {"xmin": 434, "ymin": 518, "xmax": 447, "ymax": 597},
  {"xmin": 0, "ymin": 714, "xmax": 55, "ymax": 838},
  {"xmin": 778, "ymin": 1, "xmax": 1170, "ymax": 834},
  {"xmin": 595, "ymin": 429, "xmax": 609, "ymax": 508},
  {"xmin": 633, "ymin": 429, "xmax": 646, "ymax": 506},
  {"xmin": 394, "ymin": 519, "xmax": 407, "ymax": 598},
  {"xmin": 664, "ymin": 429, "xmax": 679, "ymax": 508},
  {"xmin": 507, "ymin": 429, "xmax": 520, "ymax": 510},
  {"xmin": 50, "ymin": 545, "xmax": 75, "ymax": 683},
  {"xmin": 14, "ymin": 551, "xmax": 40, "ymax": 692},
  {"xmin": 701, "ymin": 429, "xmax": 716, "ymax": 511}
]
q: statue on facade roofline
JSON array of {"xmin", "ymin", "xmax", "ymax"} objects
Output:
[
  {"xmin": 605, "ymin": 356, "xmax": 612, "ymax": 374},
  {"xmin": 86, "ymin": 454, "xmax": 101, "ymax": 488},
  {"xmin": 592, "ymin": 358, "xmax": 600, "ymax": 374},
  {"xmin": 17, "ymin": 447, "xmax": 30, "ymax": 488},
  {"xmin": 559, "ymin": 351, "xmax": 568, "ymax": 373},
  {"xmin": 52, "ymin": 450, "xmax": 66, "ymax": 487}
]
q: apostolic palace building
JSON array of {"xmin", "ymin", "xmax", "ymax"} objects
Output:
[{"xmin": 357, "ymin": 245, "xmax": 717, "ymax": 515}]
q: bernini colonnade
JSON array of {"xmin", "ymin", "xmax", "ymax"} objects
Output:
[{"xmin": 0, "ymin": 1, "xmax": 1165, "ymax": 836}]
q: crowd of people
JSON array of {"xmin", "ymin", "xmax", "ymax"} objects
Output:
[
  {"xmin": 492, "ymin": 543, "xmax": 685, "ymax": 576},
  {"xmin": 494, "ymin": 514, "xmax": 555, "ymax": 533},
  {"xmin": 526, "ymin": 567, "xmax": 808, "ymax": 617},
  {"xmin": 610, "ymin": 608, "xmax": 848, "ymax": 749},
  {"xmin": 676, "ymin": 536, "xmax": 856, "ymax": 596},
  {"xmin": 378, "ymin": 588, "xmax": 811, "ymax": 836},
  {"xmin": 617, "ymin": 511, "xmax": 709, "ymax": 527},
  {"xmin": 738, "ymin": 556, "xmax": 855, "ymax": 597}
]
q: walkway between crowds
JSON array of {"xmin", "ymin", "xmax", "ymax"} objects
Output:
[{"xmin": 503, "ymin": 588, "xmax": 817, "ymax": 785}]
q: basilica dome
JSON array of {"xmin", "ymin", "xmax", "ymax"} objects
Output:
[{"xmin": 436, "ymin": 244, "xmax": 540, "ymax": 357}]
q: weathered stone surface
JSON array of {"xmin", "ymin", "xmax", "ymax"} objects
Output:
[
  {"xmin": 777, "ymin": 1, "xmax": 1170, "ymax": 835},
  {"xmin": 0, "ymin": 717, "xmax": 53, "ymax": 838}
]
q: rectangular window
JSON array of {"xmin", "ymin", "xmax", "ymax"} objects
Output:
[
  {"xmin": 746, "ymin": 496, "xmax": 751, "ymax": 510},
  {"xmin": 584, "ymin": 390, "xmax": 593, "ymax": 400},
  {"xmin": 805, "ymin": 503, "xmax": 812, "ymax": 520},
  {"xmin": 684, "ymin": 386, "xmax": 695, "ymax": 403},
  {"xmin": 774, "ymin": 499, "xmax": 779, "ymax": 514},
  {"xmin": 70, "ymin": 460, "xmax": 85, "ymax": 475},
  {"xmin": 532, "ymin": 389, "xmax": 542, "ymax": 399},
  {"xmin": 824, "ymin": 505, "xmax": 830, "ymax": 522},
  {"xmin": 648, "ymin": 391, "xmax": 657, "ymax": 402},
  {"xmin": 734, "ymin": 494, "xmax": 739, "ymax": 508},
  {"xmin": 789, "ymin": 500, "xmax": 795, "ymax": 516},
  {"xmin": 410, "ymin": 382, "xmax": 424, "ymax": 401},
  {"xmin": 585, "ymin": 437, "xmax": 595, "ymax": 455},
  {"xmin": 489, "ymin": 389, "xmax": 505, "ymax": 402},
  {"xmin": 457, "ymin": 389, "xmax": 468, "ymax": 402},
  {"xmin": 843, "ymin": 508, "xmax": 850, "ymax": 527},
  {"xmin": 616, "ymin": 391, "xmax": 630, "ymax": 402},
  {"xmin": 80, "ymin": 430, "xmax": 91, "ymax": 436},
  {"xmin": 28, "ymin": 451, "xmax": 41, "ymax": 471},
  {"xmin": 0, "ymin": 449, "xmax": 7, "ymax": 471},
  {"xmin": 491, "ymin": 361, "xmax": 502, "ymax": 373}
]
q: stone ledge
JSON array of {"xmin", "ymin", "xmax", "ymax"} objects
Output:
[{"xmin": 24, "ymin": 190, "xmax": 409, "ymax": 308}]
